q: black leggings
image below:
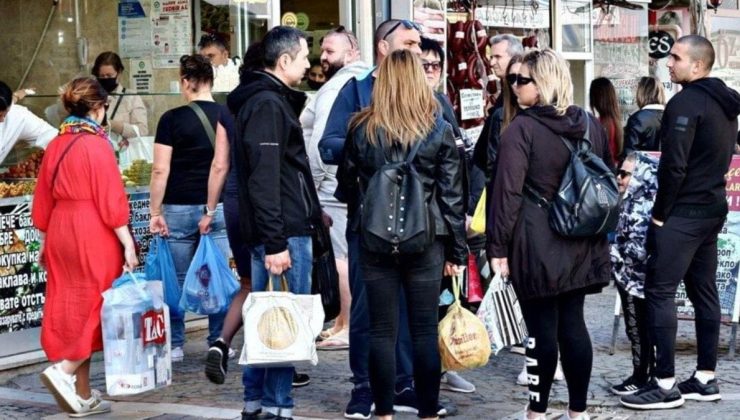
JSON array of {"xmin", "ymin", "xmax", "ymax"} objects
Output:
[
  {"xmin": 520, "ymin": 292, "xmax": 592, "ymax": 413},
  {"xmin": 616, "ymin": 284, "xmax": 654, "ymax": 383}
]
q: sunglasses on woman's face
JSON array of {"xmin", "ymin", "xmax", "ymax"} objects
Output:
[
  {"xmin": 422, "ymin": 61, "xmax": 442, "ymax": 72},
  {"xmin": 507, "ymin": 74, "xmax": 535, "ymax": 86}
]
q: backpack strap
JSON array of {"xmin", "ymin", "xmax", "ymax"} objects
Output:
[
  {"xmin": 188, "ymin": 102, "xmax": 216, "ymax": 148},
  {"xmin": 376, "ymin": 129, "xmax": 424, "ymax": 165}
]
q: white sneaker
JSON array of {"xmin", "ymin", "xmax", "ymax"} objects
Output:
[
  {"xmin": 172, "ymin": 347, "xmax": 184, "ymax": 362},
  {"xmin": 517, "ymin": 360, "xmax": 528, "ymax": 386},
  {"xmin": 39, "ymin": 363, "xmax": 83, "ymax": 413},
  {"xmin": 554, "ymin": 361, "xmax": 565, "ymax": 381},
  {"xmin": 441, "ymin": 371, "xmax": 476, "ymax": 393},
  {"xmin": 521, "ymin": 405, "xmax": 546, "ymax": 420},
  {"xmin": 228, "ymin": 347, "xmax": 237, "ymax": 359},
  {"xmin": 560, "ymin": 410, "xmax": 590, "ymax": 420},
  {"xmin": 69, "ymin": 389, "xmax": 112, "ymax": 418}
]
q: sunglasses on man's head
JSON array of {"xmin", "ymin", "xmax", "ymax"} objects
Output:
[
  {"xmin": 507, "ymin": 74, "xmax": 535, "ymax": 86},
  {"xmin": 422, "ymin": 61, "xmax": 442, "ymax": 72},
  {"xmin": 617, "ymin": 169, "xmax": 633, "ymax": 178},
  {"xmin": 383, "ymin": 20, "xmax": 422, "ymax": 41}
]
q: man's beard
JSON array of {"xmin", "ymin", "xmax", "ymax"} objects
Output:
[{"xmin": 322, "ymin": 59, "xmax": 344, "ymax": 80}]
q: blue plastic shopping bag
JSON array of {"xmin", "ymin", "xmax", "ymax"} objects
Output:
[
  {"xmin": 180, "ymin": 234, "xmax": 239, "ymax": 314},
  {"xmin": 145, "ymin": 236, "xmax": 183, "ymax": 318}
]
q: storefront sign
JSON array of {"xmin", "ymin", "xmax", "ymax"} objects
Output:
[
  {"xmin": 118, "ymin": 0, "xmax": 152, "ymax": 58},
  {"xmin": 130, "ymin": 59, "xmax": 154, "ymax": 93},
  {"xmin": 128, "ymin": 190, "xmax": 153, "ymax": 267},
  {"xmin": 475, "ymin": 5, "xmax": 550, "ymax": 29},
  {"xmin": 295, "ymin": 13, "xmax": 310, "ymax": 31},
  {"xmin": 0, "ymin": 202, "xmax": 45, "ymax": 334},
  {"xmin": 281, "ymin": 12, "xmax": 298, "ymax": 27},
  {"xmin": 152, "ymin": 0, "xmax": 192, "ymax": 68},
  {"xmin": 648, "ymin": 30, "xmax": 674, "ymax": 59},
  {"xmin": 459, "ymin": 89, "xmax": 485, "ymax": 121}
]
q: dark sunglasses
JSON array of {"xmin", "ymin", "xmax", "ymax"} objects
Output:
[
  {"xmin": 617, "ymin": 169, "xmax": 633, "ymax": 178},
  {"xmin": 333, "ymin": 25, "xmax": 358, "ymax": 50},
  {"xmin": 422, "ymin": 61, "xmax": 442, "ymax": 72},
  {"xmin": 508, "ymin": 74, "xmax": 535, "ymax": 86},
  {"xmin": 383, "ymin": 20, "xmax": 422, "ymax": 41}
]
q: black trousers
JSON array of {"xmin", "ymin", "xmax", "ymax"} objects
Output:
[
  {"xmin": 361, "ymin": 241, "xmax": 444, "ymax": 417},
  {"xmin": 616, "ymin": 284, "xmax": 654, "ymax": 382},
  {"xmin": 645, "ymin": 216, "xmax": 724, "ymax": 378},
  {"xmin": 520, "ymin": 292, "xmax": 593, "ymax": 413}
]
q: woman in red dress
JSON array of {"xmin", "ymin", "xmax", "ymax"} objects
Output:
[{"xmin": 32, "ymin": 77, "xmax": 138, "ymax": 417}]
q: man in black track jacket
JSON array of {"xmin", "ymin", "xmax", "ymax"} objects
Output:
[{"xmin": 621, "ymin": 35, "xmax": 740, "ymax": 411}]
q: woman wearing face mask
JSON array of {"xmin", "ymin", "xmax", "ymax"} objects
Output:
[
  {"xmin": 33, "ymin": 77, "xmax": 139, "ymax": 417},
  {"xmin": 91, "ymin": 52, "xmax": 148, "ymax": 149}
]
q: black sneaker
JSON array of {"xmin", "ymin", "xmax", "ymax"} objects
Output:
[
  {"xmin": 610, "ymin": 375, "xmax": 646, "ymax": 396},
  {"xmin": 205, "ymin": 339, "xmax": 229, "ymax": 384},
  {"xmin": 344, "ymin": 386, "xmax": 373, "ymax": 419},
  {"xmin": 678, "ymin": 374, "xmax": 722, "ymax": 401},
  {"xmin": 241, "ymin": 409, "xmax": 261, "ymax": 420},
  {"xmin": 292, "ymin": 372, "xmax": 310, "ymax": 388},
  {"xmin": 393, "ymin": 387, "xmax": 457, "ymax": 417},
  {"xmin": 262, "ymin": 414, "xmax": 293, "ymax": 420},
  {"xmin": 620, "ymin": 380, "xmax": 685, "ymax": 410}
]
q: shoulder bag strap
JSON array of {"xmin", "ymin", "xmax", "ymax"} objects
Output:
[
  {"xmin": 188, "ymin": 102, "xmax": 216, "ymax": 148},
  {"xmin": 110, "ymin": 87, "xmax": 126, "ymax": 121},
  {"xmin": 51, "ymin": 134, "xmax": 85, "ymax": 186}
]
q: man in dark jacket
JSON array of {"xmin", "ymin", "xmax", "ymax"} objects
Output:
[
  {"xmin": 621, "ymin": 35, "xmax": 740, "ymax": 411},
  {"xmin": 228, "ymin": 26, "xmax": 321, "ymax": 420}
]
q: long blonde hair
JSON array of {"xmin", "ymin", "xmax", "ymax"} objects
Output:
[
  {"xmin": 350, "ymin": 50, "xmax": 438, "ymax": 148},
  {"xmin": 525, "ymin": 48, "xmax": 573, "ymax": 116}
]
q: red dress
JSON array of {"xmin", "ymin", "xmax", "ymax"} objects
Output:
[{"xmin": 32, "ymin": 132, "xmax": 129, "ymax": 361}]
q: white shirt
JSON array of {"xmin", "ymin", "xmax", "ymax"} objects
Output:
[
  {"xmin": 0, "ymin": 105, "xmax": 57, "ymax": 164},
  {"xmin": 212, "ymin": 58, "xmax": 241, "ymax": 93}
]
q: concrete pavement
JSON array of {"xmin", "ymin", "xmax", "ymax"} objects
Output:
[{"xmin": 1, "ymin": 285, "xmax": 739, "ymax": 419}]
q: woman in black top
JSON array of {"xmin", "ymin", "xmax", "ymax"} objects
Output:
[
  {"xmin": 149, "ymin": 55, "xmax": 234, "ymax": 361},
  {"xmin": 623, "ymin": 76, "xmax": 666, "ymax": 155},
  {"xmin": 488, "ymin": 49, "xmax": 612, "ymax": 420}
]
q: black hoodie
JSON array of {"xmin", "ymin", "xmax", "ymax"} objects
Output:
[
  {"xmin": 652, "ymin": 77, "xmax": 740, "ymax": 221},
  {"xmin": 227, "ymin": 71, "xmax": 322, "ymax": 254},
  {"xmin": 487, "ymin": 105, "xmax": 612, "ymax": 300}
]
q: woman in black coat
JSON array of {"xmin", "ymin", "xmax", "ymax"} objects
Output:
[
  {"xmin": 487, "ymin": 49, "xmax": 612, "ymax": 420},
  {"xmin": 623, "ymin": 76, "xmax": 666, "ymax": 155}
]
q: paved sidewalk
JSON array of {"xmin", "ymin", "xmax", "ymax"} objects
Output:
[{"xmin": 1, "ymin": 285, "xmax": 739, "ymax": 419}]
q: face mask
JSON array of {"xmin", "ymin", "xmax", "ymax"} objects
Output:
[
  {"xmin": 307, "ymin": 79, "xmax": 324, "ymax": 90},
  {"xmin": 97, "ymin": 77, "xmax": 119, "ymax": 93}
]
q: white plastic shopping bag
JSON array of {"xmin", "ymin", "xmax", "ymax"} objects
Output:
[
  {"xmin": 477, "ymin": 272, "xmax": 527, "ymax": 353},
  {"xmin": 239, "ymin": 277, "xmax": 324, "ymax": 368},
  {"xmin": 102, "ymin": 272, "xmax": 172, "ymax": 396}
]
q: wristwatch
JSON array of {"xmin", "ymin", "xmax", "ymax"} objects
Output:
[{"xmin": 203, "ymin": 205, "xmax": 217, "ymax": 217}]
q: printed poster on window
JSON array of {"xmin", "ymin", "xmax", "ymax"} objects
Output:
[
  {"xmin": 151, "ymin": 0, "xmax": 192, "ymax": 68},
  {"xmin": 118, "ymin": 0, "xmax": 152, "ymax": 58}
]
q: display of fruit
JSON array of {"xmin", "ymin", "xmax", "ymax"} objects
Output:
[
  {"xmin": 0, "ymin": 181, "xmax": 37, "ymax": 198},
  {"xmin": 122, "ymin": 159, "xmax": 152, "ymax": 187},
  {"xmin": 0, "ymin": 149, "xmax": 44, "ymax": 179}
]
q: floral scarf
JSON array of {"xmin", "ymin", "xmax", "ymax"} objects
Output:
[{"xmin": 59, "ymin": 115, "xmax": 110, "ymax": 143}]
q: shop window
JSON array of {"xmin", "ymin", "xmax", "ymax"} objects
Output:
[
  {"xmin": 710, "ymin": 16, "xmax": 740, "ymax": 95},
  {"xmin": 561, "ymin": 0, "xmax": 593, "ymax": 53}
]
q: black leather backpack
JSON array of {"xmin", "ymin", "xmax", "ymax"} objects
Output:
[
  {"xmin": 525, "ymin": 111, "xmax": 620, "ymax": 237},
  {"xmin": 361, "ymin": 132, "xmax": 434, "ymax": 255}
]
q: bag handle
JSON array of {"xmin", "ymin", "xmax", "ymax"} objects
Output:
[
  {"xmin": 50, "ymin": 134, "xmax": 85, "ymax": 187},
  {"xmin": 188, "ymin": 102, "xmax": 216, "ymax": 148},
  {"xmin": 266, "ymin": 275, "xmax": 290, "ymax": 292},
  {"xmin": 450, "ymin": 273, "xmax": 464, "ymax": 303}
]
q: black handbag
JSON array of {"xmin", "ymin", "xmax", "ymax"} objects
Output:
[{"xmin": 311, "ymin": 223, "xmax": 340, "ymax": 323}]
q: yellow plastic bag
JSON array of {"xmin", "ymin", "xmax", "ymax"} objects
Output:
[
  {"xmin": 469, "ymin": 189, "xmax": 486, "ymax": 235},
  {"xmin": 438, "ymin": 274, "xmax": 491, "ymax": 371}
]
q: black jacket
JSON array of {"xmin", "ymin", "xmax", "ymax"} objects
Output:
[
  {"xmin": 623, "ymin": 105, "xmax": 664, "ymax": 156},
  {"xmin": 488, "ymin": 106, "xmax": 612, "ymax": 300},
  {"xmin": 652, "ymin": 78, "xmax": 740, "ymax": 221},
  {"xmin": 336, "ymin": 114, "xmax": 468, "ymax": 265},
  {"xmin": 228, "ymin": 71, "xmax": 322, "ymax": 254}
]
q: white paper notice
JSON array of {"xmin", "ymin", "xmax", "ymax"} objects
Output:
[
  {"xmin": 129, "ymin": 58, "xmax": 154, "ymax": 93},
  {"xmin": 118, "ymin": 0, "xmax": 152, "ymax": 58},
  {"xmin": 151, "ymin": 0, "xmax": 192, "ymax": 68},
  {"xmin": 459, "ymin": 89, "xmax": 485, "ymax": 121}
]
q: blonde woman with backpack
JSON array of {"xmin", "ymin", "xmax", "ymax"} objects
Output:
[
  {"xmin": 336, "ymin": 49, "xmax": 467, "ymax": 420},
  {"xmin": 487, "ymin": 49, "xmax": 614, "ymax": 420}
]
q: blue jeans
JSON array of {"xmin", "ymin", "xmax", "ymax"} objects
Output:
[
  {"xmin": 347, "ymin": 232, "xmax": 413, "ymax": 390},
  {"xmin": 242, "ymin": 236, "xmax": 312, "ymax": 416},
  {"xmin": 163, "ymin": 203, "xmax": 230, "ymax": 348}
]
